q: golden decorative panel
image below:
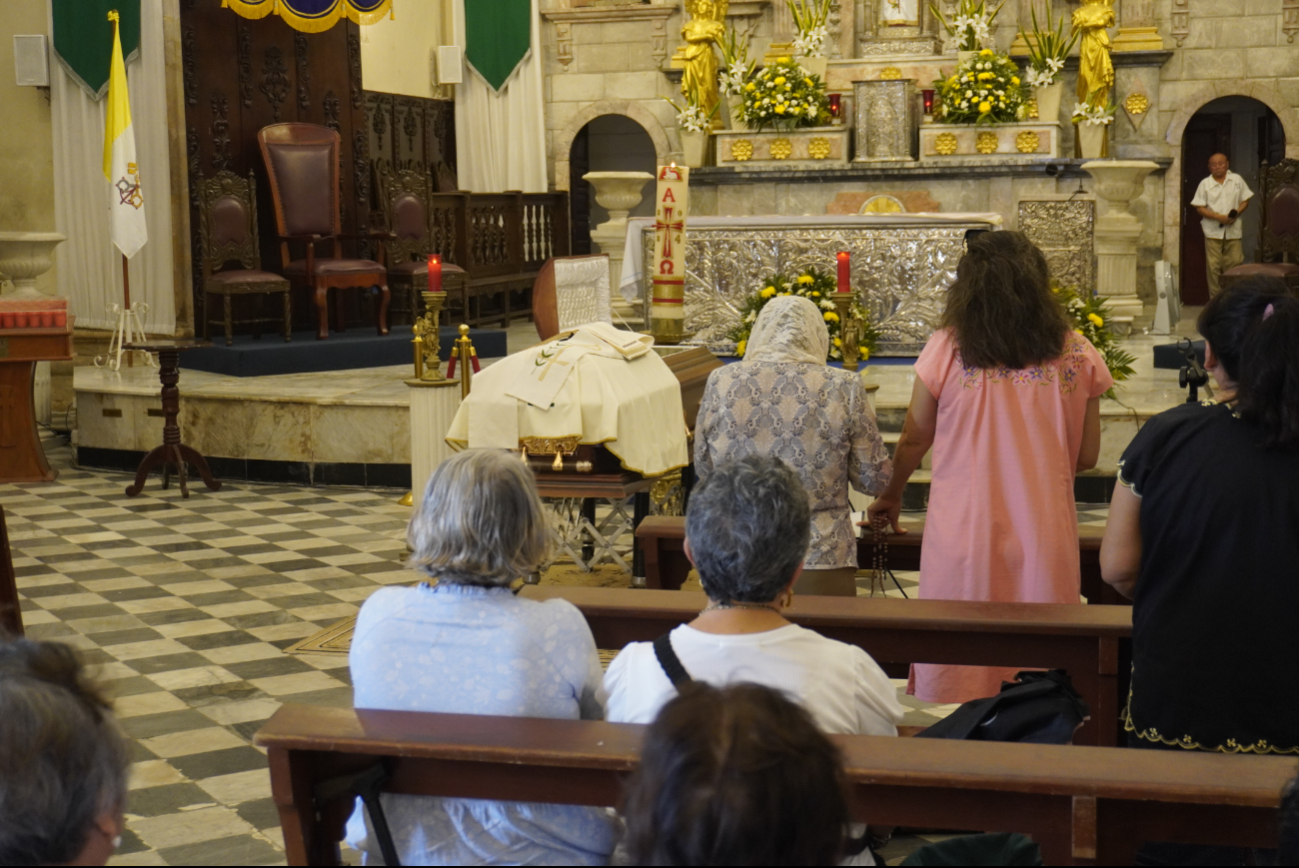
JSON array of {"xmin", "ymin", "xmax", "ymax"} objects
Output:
[
  {"xmin": 976, "ymin": 131, "xmax": 999, "ymax": 154},
  {"xmin": 934, "ymin": 132, "xmax": 958, "ymax": 155},
  {"xmin": 770, "ymin": 137, "xmax": 793, "ymax": 160},
  {"xmin": 1026, "ymin": 96, "xmax": 1039, "ymax": 119},
  {"xmin": 730, "ymin": 139, "xmax": 754, "ymax": 161},
  {"xmin": 808, "ymin": 137, "xmax": 832, "ymax": 160},
  {"xmin": 1124, "ymin": 92, "xmax": 1150, "ymax": 115},
  {"xmin": 880, "ymin": 66, "xmax": 902, "ymax": 80},
  {"xmin": 1015, "ymin": 130, "xmax": 1040, "ymax": 153},
  {"xmin": 861, "ymin": 195, "xmax": 905, "ymax": 214}
]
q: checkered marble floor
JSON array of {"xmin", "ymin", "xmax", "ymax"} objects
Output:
[
  {"xmin": 5, "ymin": 434, "xmax": 416, "ymax": 866},
  {"xmin": 4, "ymin": 432, "xmax": 1110, "ymax": 866}
]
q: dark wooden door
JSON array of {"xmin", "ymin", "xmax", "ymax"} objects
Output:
[
  {"xmin": 568, "ymin": 125, "xmax": 592, "ymax": 256},
  {"xmin": 1180, "ymin": 113, "xmax": 1231, "ymax": 305}
]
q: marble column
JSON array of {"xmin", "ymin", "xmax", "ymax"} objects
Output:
[
  {"xmin": 583, "ymin": 171, "xmax": 653, "ymax": 329},
  {"xmin": 1082, "ymin": 160, "xmax": 1158, "ymax": 334},
  {"xmin": 408, "ymin": 379, "xmax": 461, "ymax": 505},
  {"xmin": 1112, "ymin": 0, "xmax": 1167, "ymax": 51}
]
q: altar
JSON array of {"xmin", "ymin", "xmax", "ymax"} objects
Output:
[{"xmin": 620, "ymin": 213, "xmax": 1002, "ymax": 355}]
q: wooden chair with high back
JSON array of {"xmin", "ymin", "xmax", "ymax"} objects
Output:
[
  {"xmin": 375, "ymin": 162, "xmax": 468, "ymax": 325},
  {"xmin": 257, "ymin": 123, "xmax": 390, "ymax": 340},
  {"xmin": 197, "ymin": 170, "xmax": 292, "ymax": 347},
  {"xmin": 1222, "ymin": 157, "xmax": 1299, "ymax": 292},
  {"xmin": 531, "ymin": 254, "xmax": 613, "ymax": 341}
]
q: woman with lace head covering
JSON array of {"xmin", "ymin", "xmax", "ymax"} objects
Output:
[{"xmin": 694, "ymin": 295, "xmax": 892, "ymax": 596}]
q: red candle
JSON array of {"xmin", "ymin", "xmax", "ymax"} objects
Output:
[
  {"xmin": 428, "ymin": 254, "xmax": 443, "ymax": 292},
  {"xmin": 921, "ymin": 89, "xmax": 935, "ymax": 115},
  {"xmin": 828, "ymin": 93, "xmax": 842, "ymax": 119},
  {"xmin": 836, "ymin": 251, "xmax": 851, "ymax": 293}
]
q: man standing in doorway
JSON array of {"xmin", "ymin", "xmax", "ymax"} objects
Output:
[{"xmin": 1191, "ymin": 153, "xmax": 1253, "ymax": 296}]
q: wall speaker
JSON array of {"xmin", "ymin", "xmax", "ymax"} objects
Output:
[
  {"xmin": 437, "ymin": 45, "xmax": 463, "ymax": 85},
  {"xmin": 13, "ymin": 35, "xmax": 49, "ymax": 87}
]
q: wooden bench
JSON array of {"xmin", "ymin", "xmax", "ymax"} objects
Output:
[
  {"xmin": 256, "ymin": 704, "xmax": 1291, "ymax": 866},
  {"xmin": 520, "ymin": 586, "xmax": 1130, "ymax": 747},
  {"xmin": 0, "ymin": 504, "xmax": 21, "ymax": 636},
  {"xmin": 636, "ymin": 515, "xmax": 1131, "ymax": 605}
]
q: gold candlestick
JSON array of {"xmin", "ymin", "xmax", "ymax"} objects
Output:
[
  {"xmin": 833, "ymin": 294, "xmax": 862, "ymax": 374},
  {"xmin": 416, "ymin": 290, "xmax": 447, "ymax": 381}
]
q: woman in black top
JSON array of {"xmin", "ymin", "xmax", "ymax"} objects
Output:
[{"xmin": 1101, "ymin": 277, "xmax": 1299, "ymax": 758}]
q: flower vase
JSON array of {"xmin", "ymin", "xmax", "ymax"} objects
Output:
[
  {"xmin": 680, "ymin": 129, "xmax": 710, "ymax": 168},
  {"xmin": 1034, "ymin": 82, "xmax": 1064, "ymax": 123},
  {"xmin": 958, "ymin": 50, "xmax": 978, "ymax": 64},
  {"xmin": 726, "ymin": 93, "xmax": 749, "ymax": 131},
  {"xmin": 1078, "ymin": 121, "xmax": 1106, "ymax": 158},
  {"xmin": 796, "ymin": 55, "xmax": 828, "ymax": 80}
]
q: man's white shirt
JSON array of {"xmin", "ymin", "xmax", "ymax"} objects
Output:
[{"xmin": 1191, "ymin": 170, "xmax": 1253, "ymax": 240}]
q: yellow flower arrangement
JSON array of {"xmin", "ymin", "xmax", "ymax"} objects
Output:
[
  {"xmin": 933, "ymin": 50, "xmax": 1028, "ymax": 126},
  {"xmin": 778, "ymin": 55, "xmax": 792, "ymax": 62},
  {"xmin": 738, "ymin": 56, "xmax": 830, "ymax": 131},
  {"xmin": 1088, "ymin": 312, "xmax": 1104, "ymax": 327},
  {"xmin": 728, "ymin": 266, "xmax": 878, "ymax": 362}
]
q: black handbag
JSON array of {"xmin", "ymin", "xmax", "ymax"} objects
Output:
[{"xmin": 914, "ymin": 670, "xmax": 1090, "ymax": 745}]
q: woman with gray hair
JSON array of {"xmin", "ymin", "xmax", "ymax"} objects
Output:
[
  {"xmin": 694, "ymin": 295, "xmax": 892, "ymax": 596},
  {"xmin": 0, "ymin": 639, "xmax": 130, "ymax": 866},
  {"xmin": 345, "ymin": 449, "xmax": 617, "ymax": 865},
  {"xmin": 603, "ymin": 455, "xmax": 904, "ymax": 744}
]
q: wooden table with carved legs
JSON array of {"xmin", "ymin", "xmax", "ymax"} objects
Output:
[{"xmin": 125, "ymin": 340, "xmax": 222, "ymax": 499}]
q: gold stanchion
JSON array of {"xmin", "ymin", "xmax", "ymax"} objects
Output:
[
  {"xmin": 455, "ymin": 324, "xmax": 476, "ymax": 400},
  {"xmin": 833, "ymin": 294, "xmax": 863, "ymax": 374}
]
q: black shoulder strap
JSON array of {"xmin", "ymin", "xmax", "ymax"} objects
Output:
[{"xmin": 652, "ymin": 632, "xmax": 693, "ymax": 688}]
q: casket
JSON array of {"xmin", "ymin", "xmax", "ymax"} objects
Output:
[{"xmin": 525, "ymin": 346, "xmax": 722, "ymax": 499}]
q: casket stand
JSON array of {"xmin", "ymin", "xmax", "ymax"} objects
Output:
[{"xmin": 447, "ymin": 337, "xmax": 721, "ymax": 580}]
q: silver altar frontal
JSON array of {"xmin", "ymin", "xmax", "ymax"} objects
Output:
[{"xmin": 623, "ymin": 214, "xmax": 1001, "ymax": 355}]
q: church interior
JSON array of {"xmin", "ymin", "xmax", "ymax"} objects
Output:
[{"xmin": 1, "ymin": 0, "xmax": 1298, "ymax": 865}]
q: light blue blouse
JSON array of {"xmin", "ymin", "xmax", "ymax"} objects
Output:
[{"xmin": 345, "ymin": 583, "xmax": 618, "ymax": 865}]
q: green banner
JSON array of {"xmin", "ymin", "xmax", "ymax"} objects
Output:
[
  {"xmin": 52, "ymin": 0, "xmax": 140, "ymax": 100},
  {"xmin": 465, "ymin": 0, "xmax": 531, "ymax": 92}
]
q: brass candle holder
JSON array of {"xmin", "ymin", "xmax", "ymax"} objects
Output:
[
  {"xmin": 833, "ymin": 293, "xmax": 863, "ymax": 374},
  {"xmin": 412, "ymin": 289, "xmax": 447, "ymax": 381}
]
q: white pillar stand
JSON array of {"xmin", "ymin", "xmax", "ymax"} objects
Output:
[
  {"xmin": 1082, "ymin": 160, "xmax": 1159, "ymax": 335},
  {"xmin": 408, "ymin": 378, "xmax": 462, "ymax": 504},
  {"xmin": 583, "ymin": 171, "xmax": 653, "ymax": 330}
]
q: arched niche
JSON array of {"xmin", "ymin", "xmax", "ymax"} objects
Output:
[
  {"xmin": 553, "ymin": 100, "xmax": 672, "ymax": 193},
  {"xmin": 1161, "ymin": 82, "xmax": 1298, "ymax": 272}
]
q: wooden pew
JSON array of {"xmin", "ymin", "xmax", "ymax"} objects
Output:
[
  {"xmin": 256, "ymin": 704, "xmax": 1291, "ymax": 866},
  {"xmin": 0, "ymin": 505, "xmax": 21, "ymax": 636},
  {"xmin": 635, "ymin": 515, "xmax": 1131, "ymax": 605},
  {"xmin": 520, "ymin": 586, "xmax": 1130, "ymax": 747}
]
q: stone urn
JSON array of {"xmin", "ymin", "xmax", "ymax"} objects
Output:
[
  {"xmin": 1078, "ymin": 120, "xmax": 1108, "ymax": 158},
  {"xmin": 0, "ymin": 232, "xmax": 66, "ymax": 299},
  {"xmin": 1082, "ymin": 160, "xmax": 1160, "ymax": 332},
  {"xmin": 583, "ymin": 171, "xmax": 654, "ymax": 327},
  {"xmin": 1034, "ymin": 81, "xmax": 1064, "ymax": 124}
]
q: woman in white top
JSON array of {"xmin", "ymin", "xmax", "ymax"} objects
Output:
[{"xmin": 602, "ymin": 454, "xmax": 904, "ymax": 736}]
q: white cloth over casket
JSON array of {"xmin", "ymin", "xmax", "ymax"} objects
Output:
[{"xmin": 446, "ymin": 322, "xmax": 689, "ymax": 477}]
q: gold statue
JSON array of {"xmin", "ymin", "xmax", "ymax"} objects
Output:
[
  {"xmin": 1072, "ymin": 0, "xmax": 1115, "ymax": 108},
  {"xmin": 681, "ymin": 0, "xmax": 728, "ymax": 125}
]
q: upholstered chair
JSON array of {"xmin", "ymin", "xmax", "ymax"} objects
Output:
[
  {"xmin": 196, "ymin": 170, "xmax": 291, "ymax": 347},
  {"xmin": 257, "ymin": 123, "xmax": 390, "ymax": 340},
  {"xmin": 375, "ymin": 162, "xmax": 468, "ymax": 325},
  {"xmin": 1222, "ymin": 158, "xmax": 1299, "ymax": 293},
  {"xmin": 532, "ymin": 254, "xmax": 613, "ymax": 341}
]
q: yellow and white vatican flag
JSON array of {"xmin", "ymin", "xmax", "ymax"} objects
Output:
[{"xmin": 103, "ymin": 10, "xmax": 146, "ymax": 259}]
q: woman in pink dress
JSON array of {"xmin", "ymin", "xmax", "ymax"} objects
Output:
[{"xmin": 868, "ymin": 231, "xmax": 1112, "ymax": 704}]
